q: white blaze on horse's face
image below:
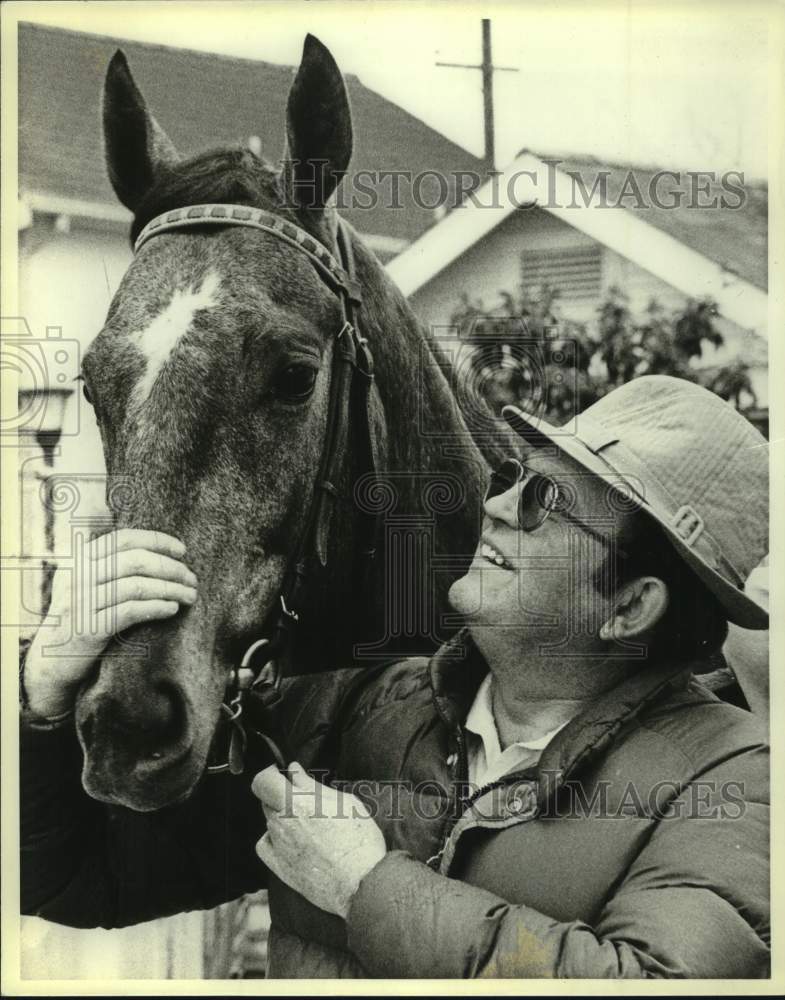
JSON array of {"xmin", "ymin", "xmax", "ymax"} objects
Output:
[{"xmin": 129, "ymin": 269, "xmax": 221, "ymax": 407}]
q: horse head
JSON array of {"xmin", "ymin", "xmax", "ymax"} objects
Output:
[{"xmin": 74, "ymin": 36, "xmax": 392, "ymax": 810}]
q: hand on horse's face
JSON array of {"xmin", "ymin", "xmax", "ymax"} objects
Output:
[
  {"xmin": 253, "ymin": 762, "xmax": 387, "ymax": 920},
  {"xmin": 24, "ymin": 528, "xmax": 198, "ymax": 719}
]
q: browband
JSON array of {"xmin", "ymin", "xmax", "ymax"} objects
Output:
[{"xmin": 134, "ymin": 203, "xmax": 362, "ymax": 306}]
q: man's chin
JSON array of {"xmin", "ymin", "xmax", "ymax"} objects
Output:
[{"xmin": 448, "ymin": 573, "xmax": 480, "ymax": 619}]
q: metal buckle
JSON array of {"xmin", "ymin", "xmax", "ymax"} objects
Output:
[
  {"xmin": 672, "ymin": 505, "xmax": 704, "ymax": 547},
  {"xmin": 354, "ymin": 331, "xmax": 375, "ymax": 381}
]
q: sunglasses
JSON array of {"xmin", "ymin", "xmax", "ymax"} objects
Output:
[{"xmin": 485, "ymin": 459, "xmax": 628, "ymax": 553}]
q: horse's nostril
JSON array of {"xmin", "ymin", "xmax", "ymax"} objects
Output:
[
  {"xmin": 136, "ymin": 682, "xmax": 187, "ymax": 755},
  {"xmin": 146, "ymin": 682, "xmax": 178, "ymax": 732},
  {"xmin": 83, "ymin": 681, "xmax": 189, "ymax": 760},
  {"xmin": 155, "ymin": 681, "xmax": 188, "ymax": 745}
]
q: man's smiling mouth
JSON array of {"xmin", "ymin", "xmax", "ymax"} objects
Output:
[{"xmin": 481, "ymin": 540, "xmax": 514, "ymax": 570}]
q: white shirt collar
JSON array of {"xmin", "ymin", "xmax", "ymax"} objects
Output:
[{"xmin": 464, "ymin": 674, "xmax": 571, "ymax": 788}]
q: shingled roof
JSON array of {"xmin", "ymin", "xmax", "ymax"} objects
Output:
[
  {"xmin": 18, "ymin": 22, "xmax": 484, "ymax": 246},
  {"xmin": 549, "ymin": 154, "xmax": 767, "ymax": 291},
  {"xmin": 19, "ymin": 24, "xmax": 766, "ymax": 289}
]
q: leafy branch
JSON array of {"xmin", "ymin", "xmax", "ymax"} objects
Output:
[{"xmin": 451, "ymin": 281, "xmax": 755, "ymax": 423}]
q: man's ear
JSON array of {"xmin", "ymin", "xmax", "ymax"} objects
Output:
[
  {"xmin": 282, "ymin": 34, "xmax": 352, "ymax": 211},
  {"xmin": 599, "ymin": 577, "xmax": 669, "ymax": 642},
  {"xmin": 103, "ymin": 50, "xmax": 179, "ymax": 212}
]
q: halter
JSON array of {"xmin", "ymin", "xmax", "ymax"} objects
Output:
[{"xmin": 134, "ymin": 203, "xmax": 380, "ymax": 775}]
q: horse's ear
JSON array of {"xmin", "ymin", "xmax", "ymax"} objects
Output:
[
  {"xmin": 283, "ymin": 34, "xmax": 352, "ymax": 210},
  {"xmin": 102, "ymin": 50, "xmax": 179, "ymax": 213}
]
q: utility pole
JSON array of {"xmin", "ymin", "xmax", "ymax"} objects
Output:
[{"xmin": 436, "ymin": 18, "xmax": 518, "ymax": 174}]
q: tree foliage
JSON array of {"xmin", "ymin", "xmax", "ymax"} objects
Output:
[{"xmin": 451, "ymin": 280, "xmax": 756, "ymax": 424}]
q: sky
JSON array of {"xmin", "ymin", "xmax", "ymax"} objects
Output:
[{"xmin": 12, "ymin": 1, "xmax": 776, "ymax": 179}]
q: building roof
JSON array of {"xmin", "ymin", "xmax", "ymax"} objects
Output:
[
  {"xmin": 18, "ymin": 24, "xmax": 766, "ymax": 290},
  {"xmin": 18, "ymin": 22, "xmax": 484, "ymax": 248},
  {"xmin": 387, "ymin": 151, "xmax": 768, "ymax": 336},
  {"xmin": 551, "ymin": 154, "xmax": 767, "ymax": 292}
]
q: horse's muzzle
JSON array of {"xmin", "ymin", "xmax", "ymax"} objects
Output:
[{"xmin": 75, "ymin": 679, "xmax": 202, "ymax": 811}]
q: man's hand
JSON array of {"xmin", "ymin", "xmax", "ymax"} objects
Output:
[
  {"xmin": 23, "ymin": 528, "xmax": 197, "ymax": 719},
  {"xmin": 252, "ymin": 762, "xmax": 387, "ymax": 920}
]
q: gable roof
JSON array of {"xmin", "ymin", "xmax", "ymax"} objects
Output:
[
  {"xmin": 551, "ymin": 155, "xmax": 767, "ymax": 292},
  {"xmin": 387, "ymin": 150, "xmax": 768, "ymax": 336},
  {"xmin": 18, "ymin": 22, "xmax": 484, "ymax": 247}
]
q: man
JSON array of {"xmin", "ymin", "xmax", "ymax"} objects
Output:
[
  {"xmin": 20, "ymin": 375, "xmax": 769, "ymax": 978},
  {"xmin": 722, "ymin": 555, "xmax": 770, "ymax": 720}
]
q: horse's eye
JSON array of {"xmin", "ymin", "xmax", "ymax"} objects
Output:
[{"xmin": 274, "ymin": 363, "xmax": 318, "ymax": 402}]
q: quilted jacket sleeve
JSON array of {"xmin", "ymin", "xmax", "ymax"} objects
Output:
[{"xmin": 346, "ymin": 745, "xmax": 770, "ymax": 978}]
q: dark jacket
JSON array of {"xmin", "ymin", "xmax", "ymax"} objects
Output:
[{"xmin": 20, "ymin": 631, "xmax": 770, "ymax": 978}]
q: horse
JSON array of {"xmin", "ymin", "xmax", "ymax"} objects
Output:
[{"xmin": 74, "ymin": 34, "xmax": 513, "ymax": 814}]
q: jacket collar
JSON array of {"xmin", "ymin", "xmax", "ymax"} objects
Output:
[
  {"xmin": 535, "ymin": 657, "xmax": 693, "ymax": 805},
  {"xmin": 429, "ymin": 627, "xmax": 695, "ymax": 805},
  {"xmin": 429, "ymin": 627, "xmax": 488, "ymax": 731}
]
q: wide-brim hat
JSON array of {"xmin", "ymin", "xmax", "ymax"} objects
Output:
[{"xmin": 503, "ymin": 375, "xmax": 768, "ymax": 629}]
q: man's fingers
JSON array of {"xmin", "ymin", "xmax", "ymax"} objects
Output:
[
  {"xmin": 95, "ymin": 576, "xmax": 197, "ymax": 612},
  {"xmin": 288, "ymin": 761, "xmax": 314, "ymax": 788},
  {"xmin": 90, "ymin": 529, "xmax": 187, "ymax": 561},
  {"xmin": 252, "ymin": 765, "xmax": 292, "ymax": 813},
  {"xmin": 255, "ymin": 832, "xmax": 280, "ymax": 872},
  {"xmin": 255, "ymin": 831, "xmax": 302, "ymax": 895},
  {"xmin": 93, "ymin": 549, "xmax": 198, "ymax": 589},
  {"xmin": 108, "ymin": 599, "xmax": 181, "ymax": 634}
]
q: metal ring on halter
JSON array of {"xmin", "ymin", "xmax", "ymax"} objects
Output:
[
  {"xmin": 206, "ymin": 760, "xmax": 231, "ymax": 775},
  {"xmin": 206, "ymin": 700, "xmax": 246, "ymax": 774},
  {"xmin": 241, "ymin": 637, "xmax": 273, "ymax": 670},
  {"xmin": 236, "ymin": 637, "xmax": 273, "ymax": 690},
  {"xmin": 221, "ymin": 699, "xmax": 243, "ymax": 723},
  {"xmin": 241, "ymin": 636, "xmax": 283, "ymax": 698},
  {"xmin": 279, "ymin": 595, "xmax": 299, "ymax": 622}
]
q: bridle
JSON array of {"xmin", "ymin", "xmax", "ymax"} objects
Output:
[{"xmin": 134, "ymin": 203, "xmax": 380, "ymax": 774}]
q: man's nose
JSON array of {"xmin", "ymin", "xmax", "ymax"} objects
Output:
[{"xmin": 484, "ymin": 484, "xmax": 522, "ymax": 529}]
